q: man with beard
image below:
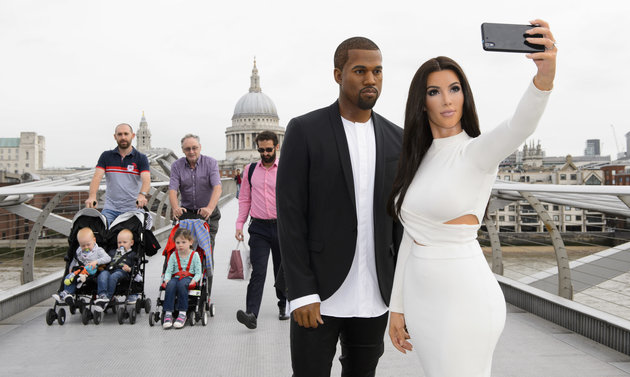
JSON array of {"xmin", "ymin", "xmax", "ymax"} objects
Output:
[
  {"xmin": 276, "ymin": 37, "xmax": 403, "ymax": 376},
  {"xmin": 169, "ymin": 134, "xmax": 222, "ymax": 249},
  {"xmin": 235, "ymin": 130, "xmax": 288, "ymax": 329},
  {"xmin": 86, "ymin": 123, "xmax": 151, "ymax": 227}
]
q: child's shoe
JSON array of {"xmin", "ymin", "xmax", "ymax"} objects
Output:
[
  {"xmin": 62, "ymin": 292, "xmax": 75, "ymax": 306},
  {"xmin": 173, "ymin": 312, "xmax": 187, "ymax": 329},
  {"xmin": 52, "ymin": 292, "xmax": 63, "ymax": 303},
  {"xmin": 162, "ymin": 312, "xmax": 173, "ymax": 329},
  {"xmin": 126, "ymin": 294, "xmax": 138, "ymax": 304},
  {"xmin": 94, "ymin": 294, "xmax": 109, "ymax": 312}
]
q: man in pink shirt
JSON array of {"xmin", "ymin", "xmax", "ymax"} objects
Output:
[{"xmin": 235, "ymin": 130, "xmax": 288, "ymax": 329}]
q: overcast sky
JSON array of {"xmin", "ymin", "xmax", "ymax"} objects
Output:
[{"xmin": 1, "ymin": 0, "xmax": 628, "ymax": 168}]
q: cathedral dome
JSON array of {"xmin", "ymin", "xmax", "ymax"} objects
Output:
[
  {"xmin": 233, "ymin": 92, "xmax": 278, "ymax": 118},
  {"xmin": 232, "ymin": 60, "xmax": 278, "ymax": 119}
]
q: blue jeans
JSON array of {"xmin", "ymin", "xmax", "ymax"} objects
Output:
[
  {"xmin": 101, "ymin": 209, "xmax": 124, "ymax": 228},
  {"xmin": 63, "ymin": 279, "xmax": 78, "ymax": 294},
  {"xmin": 163, "ymin": 277, "xmax": 192, "ymax": 312},
  {"xmin": 236, "ymin": 184, "xmax": 241, "ymax": 199},
  {"xmin": 97, "ymin": 269, "xmax": 129, "ymax": 298}
]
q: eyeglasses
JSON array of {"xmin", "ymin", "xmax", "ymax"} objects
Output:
[
  {"xmin": 183, "ymin": 146, "xmax": 199, "ymax": 152},
  {"xmin": 257, "ymin": 147, "xmax": 274, "ymax": 153}
]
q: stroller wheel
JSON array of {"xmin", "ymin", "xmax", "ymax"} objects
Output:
[
  {"xmin": 78, "ymin": 300, "xmax": 85, "ymax": 314},
  {"xmin": 93, "ymin": 310, "xmax": 102, "ymax": 325},
  {"xmin": 57, "ymin": 308, "xmax": 66, "ymax": 325},
  {"xmin": 201, "ymin": 307, "xmax": 208, "ymax": 326},
  {"xmin": 144, "ymin": 298, "xmax": 152, "ymax": 314},
  {"xmin": 210, "ymin": 303, "xmax": 216, "ymax": 317},
  {"xmin": 69, "ymin": 305, "xmax": 77, "ymax": 315},
  {"xmin": 81, "ymin": 308, "xmax": 91, "ymax": 325},
  {"xmin": 149, "ymin": 311, "xmax": 155, "ymax": 327},
  {"xmin": 135, "ymin": 300, "xmax": 142, "ymax": 314},
  {"xmin": 117, "ymin": 307, "xmax": 125, "ymax": 325},
  {"xmin": 129, "ymin": 308, "xmax": 137, "ymax": 324},
  {"xmin": 46, "ymin": 308, "xmax": 56, "ymax": 325}
]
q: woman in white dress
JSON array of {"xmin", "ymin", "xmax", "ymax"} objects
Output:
[{"xmin": 387, "ymin": 20, "xmax": 557, "ymax": 377}]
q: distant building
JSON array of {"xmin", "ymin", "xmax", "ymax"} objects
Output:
[
  {"xmin": 0, "ymin": 132, "xmax": 45, "ymax": 175},
  {"xmin": 136, "ymin": 112, "xmax": 152, "ymax": 153},
  {"xmin": 501, "ymin": 140, "xmax": 611, "ymax": 170},
  {"xmin": 584, "ymin": 139, "xmax": 601, "ymax": 156},
  {"xmin": 601, "ymin": 164, "xmax": 630, "ymax": 186},
  {"xmin": 494, "ymin": 143, "xmax": 607, "ymax": 233},
  {"xmin": 219, "ymin": 60, "xmax": 285, "ymax": 177}
]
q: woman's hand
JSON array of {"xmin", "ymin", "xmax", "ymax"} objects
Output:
[
  {"xmin": 389, "ymin": 312, "xmax": 413, "ymax": 354},
  {"xmin": 526, "ymin": 19, "xmax": 557, "ymax": 91}
]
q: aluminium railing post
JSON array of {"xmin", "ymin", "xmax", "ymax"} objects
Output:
[
  {"xmin": 21, "ymin": 192, "xmax": 68, "ymax": 284},
  {"xmin": 520, "ymin": 190, "xmax": 573, "ymax": 299},
  {"xmin": 483, "ymin": 216, "xmax": 504, "ymax": 275}
]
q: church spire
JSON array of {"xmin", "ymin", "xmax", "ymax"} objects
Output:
[
  {"xmin": 249, "ymin": 57, "xmax": 261, "ymax": 93},
  {"xmin": 136, "ymin": 111, "xmax": 151, "ymax": 152}
]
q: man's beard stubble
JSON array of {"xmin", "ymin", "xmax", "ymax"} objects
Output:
[
  {"xmin": 261, "ymin": 151, "xmax": 276, "ymax": 164},
  {"xmin": 358, "ymin": 87, "xmax": 379, "ymax": 110}
]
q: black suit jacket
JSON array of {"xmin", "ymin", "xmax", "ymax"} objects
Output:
[{"xmin": 277, "ymin": 101, "xmax": 403, "ymax": 305}]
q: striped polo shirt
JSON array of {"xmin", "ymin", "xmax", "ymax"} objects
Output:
[{"xmin": 96, "ymin": 147, "xmax": 150, "ymax": 212}]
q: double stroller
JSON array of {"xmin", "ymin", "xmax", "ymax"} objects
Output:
[
  {"xmin": 45, "ymin": 208, "xmax": 159, "ymax": 326},
  {"xmin": 149, "ymin": 212, "xmax": 215, "ymax": 327}
]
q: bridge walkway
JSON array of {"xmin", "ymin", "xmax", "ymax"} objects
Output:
[{"xmin": 1, "ymin": 198, "xmax": 629, "ymax": 376}]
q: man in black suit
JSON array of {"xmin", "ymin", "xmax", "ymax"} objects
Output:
[{"xmin": 277, "ymin": 37, "xmax": 403, "ymax": 377}]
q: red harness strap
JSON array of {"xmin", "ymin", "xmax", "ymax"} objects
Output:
[{"xmin": 173, "ymin": 251, "xmax": 195, "ymax": 280}]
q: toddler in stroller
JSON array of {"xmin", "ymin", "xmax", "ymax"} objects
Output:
[
  {"xmin": 94, "ymin": 229, "xmax": 137, "ymax": 311},
  {"xmin": 52, "ymin": 227, "xmax": 111, "ymax": 307},
  {"xmin": 161, "ymin": 228, "xmax": 202, "ymax": 329},
  {"xmin": 149, "ymin": 212, "xmax": 214, "ymax": 328}
]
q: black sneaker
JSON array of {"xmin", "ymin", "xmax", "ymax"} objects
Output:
[
  {"xmin": 279, "ymin": 307, "xmax": 290, "ymax": 320},
  {"xmin": 64, "ymin": 294, "xmax": 75, "ymax": 307},
  {"xmin": 95, "ymin": 294, "xmax": 109, "ymax": 304},
  {"xmin": 236, "ymin": 310, "xmax": 257, "ymax": 329}
]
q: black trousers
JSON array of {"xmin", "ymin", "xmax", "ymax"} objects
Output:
[
  {"xmin": 290, "ymin": 312, "xmax": 388, "ymax": 377},
  {"xmin": 246, "ymin": 219, "xmax": 286, "ymax": 316}
]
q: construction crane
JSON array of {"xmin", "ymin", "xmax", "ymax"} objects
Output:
[{"xmin": 611, "ymin": 124, "xmax": 623, "ymax": 158}]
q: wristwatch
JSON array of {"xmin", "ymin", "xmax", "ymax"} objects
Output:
[{"xmin": 139, "ymin": 191, "xmax": 149, "ymax": 197}]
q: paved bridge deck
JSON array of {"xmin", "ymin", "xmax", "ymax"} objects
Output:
[{"xmin": 1, "ymin": 198, "xmax": 630, "ymax": 376}]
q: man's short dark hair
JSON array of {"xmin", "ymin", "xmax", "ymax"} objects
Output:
[
  {"xmin": 334, "ymin": 37, "xmax": 380, "ymax": 70},
  {"xmin": 255, "ymin": 131, "xmax": 278, "ymax": 146}
]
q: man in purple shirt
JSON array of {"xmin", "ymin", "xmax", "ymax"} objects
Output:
[{"xmin": 168, "ymin": 134, "xmax": 222, "ymax": 247}]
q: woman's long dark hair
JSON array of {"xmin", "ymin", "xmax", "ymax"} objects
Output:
[{"xmin": 387, "ymin": 56, "xmax": 481, "ymax": 219}]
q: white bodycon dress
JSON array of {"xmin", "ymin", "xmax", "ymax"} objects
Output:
[{"xmin": 389, "ymin": 80, "xmax": 551, "ymax": 377}]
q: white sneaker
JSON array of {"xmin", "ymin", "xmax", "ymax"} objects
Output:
[
  {"xmin": 52, "ymin": 293, "xmax": 62, "ymax": 303},
  {"xmin": 162, "ymin": 312, "xmax": 173, "ymax": 329},
  {"xmin": 173, "ymin": 313, "xmax": 187, "ymax": 329}
]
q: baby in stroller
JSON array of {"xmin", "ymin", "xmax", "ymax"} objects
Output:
[
  {"xmin": 52, "ymin": 227, "xmax": 111, "ymax": 306},
  {"xmin": 94, "ymin": 229, "xmax": 138, "ymax": 311},
  {"xmin": 161, "ymin": 228, "xmax": 202, "ymax": 329}
]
